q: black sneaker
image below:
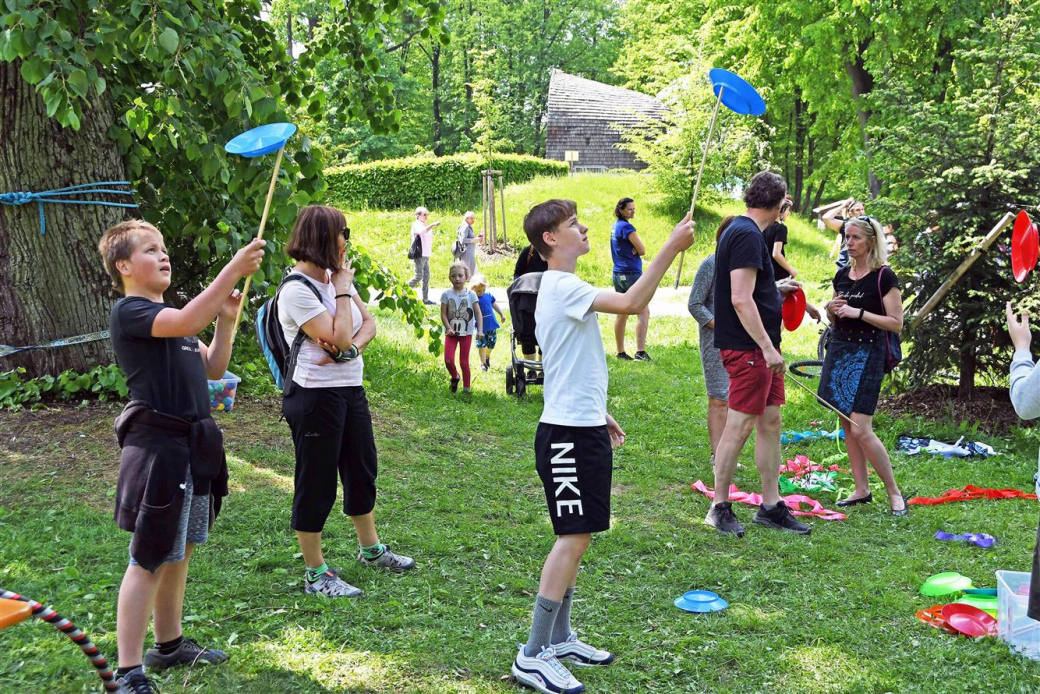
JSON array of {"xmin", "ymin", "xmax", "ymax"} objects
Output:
[
  {"xmin": 633, "ymin": 350, "xmax": 652, "ymax": 362},
  {"xmin": 753, "ymin": 500, "xmax": 811, "ymax": 535},
  {"xmin": 450, "ymin": 377, "xmax": 460, "ymax": 392},
  {"xmin": 116, "ymin": 668, "xmax": 159, "ymax": 694},
  {"xmin": 616, "ymin": 351, "xmax": 633, "ymax": 361},
  {"xmin": 704, "ymin": 501, "xmax": 745, "ymax": 537},
  {"xmin": 143, "ymin": 638, "xmax": 228, "ymax": 671}
]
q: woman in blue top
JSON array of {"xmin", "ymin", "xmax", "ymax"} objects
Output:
[{"xmin": 611, "ymin": 197, "xmax": 651, "ymax": 361}]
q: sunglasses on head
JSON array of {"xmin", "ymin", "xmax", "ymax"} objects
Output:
[{"xmin": 342, "ymin": 226, "xmax": 351, "ymax": 240}]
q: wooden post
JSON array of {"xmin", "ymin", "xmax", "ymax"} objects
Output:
[
  {"xmin": 909, "ymin": 211, "xmax": 1015, "ymax": 330},
  {"xmin": 498, "ymin": 173, "xmax": 507, "ymax": 247},
  {"xmin": 481, "ymin": 171, "xmax": 489, "ymax": 250},
  {"xmin": 488, "ymin": 173, "xmax": 497, "ymax": 253}
]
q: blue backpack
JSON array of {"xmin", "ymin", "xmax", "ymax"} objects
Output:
[{"xmin": 255, "ymin": 274, "xmax": 323, "ymax": 392}]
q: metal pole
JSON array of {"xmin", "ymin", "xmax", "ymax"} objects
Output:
[
  {"xmin": 674, "ymin": 86, "xmax": 724, "ymax": 289},
  {"xmin": 498, "ymin": 174, "xmax": 507, "ymax": 247}
]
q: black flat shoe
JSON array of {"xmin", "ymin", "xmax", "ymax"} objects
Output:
[
  {"xmin": 836, "ymin": 493, "xmax": 873, "ymax": 508},
  {"xmin": 891, "ymin": 495, "xmax": 909, "ymax": 517}
]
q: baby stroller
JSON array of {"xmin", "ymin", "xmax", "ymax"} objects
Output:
[{"xmin": 505, "ymin": 272, "xmax": 544, "ymax": 398}]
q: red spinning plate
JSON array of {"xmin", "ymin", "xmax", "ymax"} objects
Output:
[
  {"xmin": 940, "ymin": 603, "xmax": 997, "ymax": 637},
  {"xmin": 782, "ymin": 287, "xmax": 806, "ymax": 331},
  {"xmin": 1011, "ymin": 210, "xmax": 1038, "ymax": 283}
]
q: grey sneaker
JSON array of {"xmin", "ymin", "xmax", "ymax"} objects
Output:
[
  {"xmin": 116, "ymin": 668, "xmax": 159, "ymax": 693},
  {"xmin": 616, "ymin": 351, "xmax": 633, "ymax": 361},
  {"xmin": 304, "ymin": 567, "xmax": 363, "ymax": 598},
  {"xmin": 704, "ymin": 501, "xmax": 745, "ymax": 538},
  {"xmin": 143, "ymin": 638, "xmax": 228, "ymax": 671},
  {"xmin": 633, "ymin": 350, "xmax": 652, "ymax": 362},
  {"xmin": 753, "ymin": 500, "xmax": 811, "ymax": 535},
  {"xmin": 358, "ymin": 545, "xmax": 416, "ymax": 573}
]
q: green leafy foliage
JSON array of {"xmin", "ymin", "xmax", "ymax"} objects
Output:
[
  {"xmin": 0, "ymin": 365, "xmax": 129, "ymax": 409},
  {"xmin": 324, "ymin": 153, "xmax": 568, "ymax": 209},
  {"xmin": 870, "ymin": 5, "xmax": 1040, "ymax": 395}
]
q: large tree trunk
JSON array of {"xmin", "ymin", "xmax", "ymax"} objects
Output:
[
  {"xmin": 844, "ymin": 42, "xmax": 881, "ymax": 198},
  {"xmin": 0, "ymin": 60, "xmax": 129, "ymax": 376},
  {"xmin": 431, "ymin": 43, "xmax": 443, "ymax": 155}
]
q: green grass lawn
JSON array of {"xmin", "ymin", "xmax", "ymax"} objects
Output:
[{"xmin": 3, "ymin": 174, "xmax": 1040, "ymax": 692}]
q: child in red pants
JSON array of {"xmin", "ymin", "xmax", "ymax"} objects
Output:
[{"xmin": 440, "ymin": 261, "xmax": 483, "ymax": 393}]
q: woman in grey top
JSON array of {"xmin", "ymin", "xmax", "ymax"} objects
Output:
[
  {"xmin": 688, "ymin": 216, "xmax": 736, "ymax": 467},
  {"xmin": 456, "ymin": 211, "xmax": 481, "ymax": 277}
]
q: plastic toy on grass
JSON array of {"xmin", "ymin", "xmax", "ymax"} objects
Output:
[
  {"xmin": 674, "ymin": 590, "xmax": 728, "ymax": 613},
  {"xmin": 0, "ymin": 589, "xmax": 118, "ymax": 691},
  {"xmin": 920, "ymin": 572, "xmax": 973, "ymax": 597},
  {"xmin": 941, "ymin": 603, "xmax": 997, "ymax": 637}
]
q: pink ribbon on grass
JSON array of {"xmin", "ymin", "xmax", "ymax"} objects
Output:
[{"xmin": 691, "ymin": 480, "xmax": 847, "ymax": 521}]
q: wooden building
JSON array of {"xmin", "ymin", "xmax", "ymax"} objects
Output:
[{"xmin": 545, "ymin": 70, "xmax": 666, "ymax": 172}]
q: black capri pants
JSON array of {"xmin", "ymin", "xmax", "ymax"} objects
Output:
[{"xmin": 282, "ymin": 385, "xmax": 378, "ymax": 532}]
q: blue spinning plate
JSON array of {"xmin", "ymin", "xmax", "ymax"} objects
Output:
[
  {"xmin": 674, "ymin": 590, "xmax": 728, "ymax": 613},
  {"xmin": 225, "ymin": 122, "xmax": 298, "ymax": 158},
  {"xmin": 709, "ymin": 69, "xmax": 766, "ymax": 116}
]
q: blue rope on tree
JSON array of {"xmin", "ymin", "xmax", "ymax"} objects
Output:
[{"xmin": 0, "ymin": 181, "xmax": 138, "ymax": 235}]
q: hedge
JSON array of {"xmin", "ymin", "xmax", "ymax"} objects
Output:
[{"xmin": 324, "ymin": 153, "xmax": 568, "ymax": 209}]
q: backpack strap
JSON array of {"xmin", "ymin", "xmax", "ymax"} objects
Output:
[{"xmin": 277, "ymin": 273, "xmax": 326, "ymax": 395}]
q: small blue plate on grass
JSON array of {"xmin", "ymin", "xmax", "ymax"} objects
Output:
[{"xmin": 674, "ymin": 590, "xmax": 728, "ymax": 613}]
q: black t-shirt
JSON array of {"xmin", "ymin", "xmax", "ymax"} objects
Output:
[
  {"xmin": 110, "ymin": 296, "xmax": 210, "ymax": 420},
  {"xmin": 514, "ymin": 245, "xmax": 549, "ymax": 278},
  {"xmin": 832, "ymin": 265, "xmax": 898, "ymax": 335},
  {"xmin": 713, "ymin": 216, "xmax": 782, "ymax": 351},
  {"xmin": 763, "ymin": 221, "xmax": 790, "ymax": 280}
]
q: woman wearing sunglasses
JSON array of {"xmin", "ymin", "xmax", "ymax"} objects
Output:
[
  {"xmin": 277, "ymin": 205, "xmax": 416, "ymax": 599},
  {"xmin": 819, "ymin": 215, "xmax": 908, "ymax": 516}
]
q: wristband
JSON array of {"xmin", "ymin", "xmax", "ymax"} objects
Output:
[
  {"xmin": 335, "ymin": 292, "xmax": 354, "ymax": 299},
  {"xmin": 859, "ymin": 308, "xmax": 865, "ymax": 319},
  {"xmin": 333, "ymin": 344, "xmax": 360, "ymax": 362}
]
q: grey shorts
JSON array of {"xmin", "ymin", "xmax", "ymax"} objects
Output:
[
  {"xmin": 699, "ymin": 328, "xmax": 729, "ymax": 401},
  {"xmin": 129, "ymin": 478, "xmax": 210, "ymax": 567}
]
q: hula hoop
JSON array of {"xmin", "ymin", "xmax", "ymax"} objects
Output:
[{"xmin": 0, "ymin": 589, "xmax": 118, "ymax": 692}]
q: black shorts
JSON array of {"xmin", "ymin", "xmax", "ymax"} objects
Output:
[
  {"xmin": 612, "ymin": 272, "xmax": 641, "ymax": 294},
  {"xmin": 282, "ymin": 385, "xmax": 378, "ymax": 532},
  {"xmin": 535, "ymin": 422, "xmax": 612, "ymax": 535}
]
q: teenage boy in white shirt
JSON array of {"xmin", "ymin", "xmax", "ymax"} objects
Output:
[{"xmin": 510, "ymin": 199, "xmax": 694, "ymax": 694}]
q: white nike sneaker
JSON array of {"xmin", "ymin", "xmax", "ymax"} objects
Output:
[
  {"xmin": 511, "ymin": 644, "xmax": 584, "ymax": 693},
  {"xmin": 552, "ymin": 632, "xmax": 615, "ymax": 667}
]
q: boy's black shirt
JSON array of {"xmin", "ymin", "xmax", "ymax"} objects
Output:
[{"xmin": 110, "ymin": 296, "xmax": 211, "ymax": 420}]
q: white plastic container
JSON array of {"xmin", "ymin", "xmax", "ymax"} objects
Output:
[
  {"xmin": 996, "ymin": 570, "xmax": 1040, "ymax": 660},
  {"xmin": 207, "ymin": 371, "xmax": 241, "ymax": 413}
]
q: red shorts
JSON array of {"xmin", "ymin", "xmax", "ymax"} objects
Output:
[{"xmin": 720, "ymin": 348, "xmax": 785, "ymax": 415}]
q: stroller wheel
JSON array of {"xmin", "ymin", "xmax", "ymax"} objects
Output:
[
  {"xmin": 516, "ymin": 372, "xmax": 527, "ymax": 397},
  {"xmin": 505, "ymin": 366, "xmax": 515, "ymax": 394}
]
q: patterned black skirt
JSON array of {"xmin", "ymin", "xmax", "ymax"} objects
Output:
[{"xmin": 817, "ymin": 333, "xmax": 886, "ymax": 416}]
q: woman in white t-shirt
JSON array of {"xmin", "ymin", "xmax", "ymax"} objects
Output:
[
  {"xmin": 407, "ymin": 206, "xmax": 440, "ymax": 304},
  {"xmin": 278, "ymin": 205, "xmax": 415, "ymax": 599}
]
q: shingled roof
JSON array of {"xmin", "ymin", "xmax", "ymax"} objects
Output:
[{"xmin": 545, "ymin": 70, "xmax": 666, "ymax": 171}]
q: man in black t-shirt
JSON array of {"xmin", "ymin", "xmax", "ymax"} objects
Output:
[{"xmin": 706, "ymin": 172, "xmax": 810, "ymax": 539}]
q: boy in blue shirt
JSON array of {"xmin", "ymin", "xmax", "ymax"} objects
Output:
[
  {"xmin": 98, "ymin": 220, "xmax": 264, "ymax": 693},
  {"xmin": 471, "ymin": 274, "xmax": 505, "ymax": 370},
  {"xmin": 510, "ymin": 200, "xmax": 693, "ymax": 693}
]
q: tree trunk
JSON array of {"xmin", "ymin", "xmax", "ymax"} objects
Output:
[
  {"xmin": 0, "ymin": 60, "xmax": 128, "ymax": 376},
  {"xmin": 792, "ymin": 94, "xmax": 805, "ymax": 207},
  {"xmin": 431, "ymin": 43, "xmax": 443, "ymax": 155},
  {"xmin": 286, "ymin": 16, "xmax": 293, "ymax": 58},
  {"xmin": 844, "ymin": 43, "xmax": 881, "ymax": 198}
]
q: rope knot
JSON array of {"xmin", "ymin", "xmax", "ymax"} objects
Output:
[{"xmin": 0, "ymin": 191, "xmax": 36, "ymax": 206}]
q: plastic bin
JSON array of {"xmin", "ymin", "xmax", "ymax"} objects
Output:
[
  {"xmin": 207, "ymin": 371, "xmax": 241, "ymax": 412},
  {"xmin": 997, "ymin": 570, "xmax": 1040, "ymax": 660}
]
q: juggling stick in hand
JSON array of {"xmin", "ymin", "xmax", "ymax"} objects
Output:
[
  {"xmin": 223, "ymin": 122, "xmax": 298, "ymax": 343},
  {"xmin": 674, "ymin": 69, "xmax": 766, "ymax": 289}
]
